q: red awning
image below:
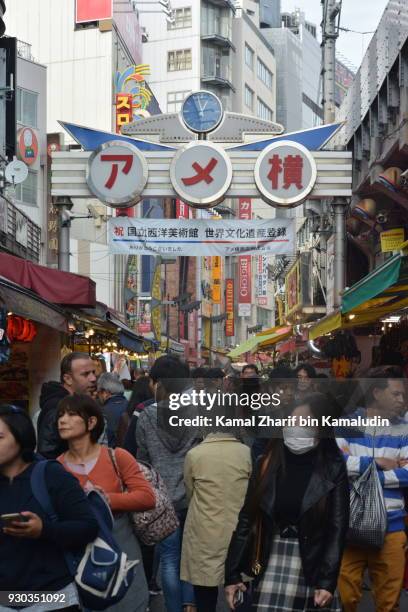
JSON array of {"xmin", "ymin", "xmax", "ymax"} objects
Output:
[{"xmin": 0, "ymin": 252, "xmax": 96, "ymax": 307}]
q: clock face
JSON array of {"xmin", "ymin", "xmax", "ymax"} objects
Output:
[{"xmin": 181, "ymin": 91, "xmax": 223, "ymax": 134}]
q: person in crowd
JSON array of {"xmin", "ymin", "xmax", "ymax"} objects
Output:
[
  {"xmin": 203, "ymin": 367, "xmax": 225, "ymax": 393},
  {"xmin": 336, "ymin": 368, "xmax": 408, "ymax": 612},
  {"xmin": 240, "ymin": 364, "xmax": 259, "ymax": 379},
  {"xmin": 181, "ymin": 418, "xmax": 252, "ymax": 612},
  {"xmin": 97, "ymin": 373, "xmax": 128, "ymax": 448},
  {"xmin": 57, "ymin": 394, "xmax": 155, "ymax": 612},
  {"xmin": 0, "ymin": 404, "xmax": 98, "ymax": 612},
  {"xmin": 119, "ymin": 375, "xmax": 155, "ymax": 455},
  {"xmin": 251, "ymin": 365, "xmax": 296, "ymax": 462},
  {"xmin": 136, "ymin": 355, "xmax": 200, "ymax": 612},
  {"xmin": 37, "ymin": 352, "xmax": 97, "ymax": 459},
  {"xmin": 191, "ymin": 367, "xmax": 207, "ymax": 391},
  {"xmin": 92, "ymin": 356, "xmax": 107, "ymax": 379},
  {"xmin": 225, "ymin": 392, "xmax": 349, "ymax": 611},
  {"xmin": 295, "ymin": 363, "xmax": 317, "ymax": 395}
]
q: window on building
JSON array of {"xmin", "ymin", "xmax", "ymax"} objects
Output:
[
  {"xmin": 15, "ymin": 170, "xmax": 37, "ymax": 206},
  {"xmin": 167, "ymin": 7, "xmax": 192, "ymax": 30},
  {"xmin": 257, "ymin": 58, "xmax": 273, "ymax": 89},
  {"xmin": 167, "ymin": 90, "xmax": 191, "ymax": 113},
  {"xmin": 245, "ymin": 85, "xmax": 254, "ymax": 110},
  {"xmin": 257, "ymin": 97, "xmax": 273, "ymax": 122},
  {"xmin": 16, "ymin": 87, "xmax": 38, "ymax": 128},
  {"xmin": 245, "ymin": 43, "xmax": 254, "ymax": 69},
  {"xmin": 167, "ymin": 49, "xmax": 192, "ymax": 71}
]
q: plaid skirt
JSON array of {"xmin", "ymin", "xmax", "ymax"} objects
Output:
[{"xmin": 252, "ymin": 535, "xmax": 342, "ymax": 611}]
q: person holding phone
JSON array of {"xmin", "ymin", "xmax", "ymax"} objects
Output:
[
  {"xmin": 0, "ymin": 404, "xmax": 98, "ymax": 612},
  {"xmin": 224, "ymin": 393, "xmax": 349, "ymax": 611}
]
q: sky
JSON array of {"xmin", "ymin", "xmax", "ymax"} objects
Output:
[{"xmin": 281, "ymin": 0, "xmax": 389, "ymax": 72}]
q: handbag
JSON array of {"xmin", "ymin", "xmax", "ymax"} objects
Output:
[
  {"xmin": 348, "ymin": 437, "xmax": 387, "ymax": 549},
  {"xmin": 251, "ymin": 452, "xmax": 272, "ymax": 576},
  {"xmin": 108, "ymin": 448, "xmax": 179, "ymax": 546}
]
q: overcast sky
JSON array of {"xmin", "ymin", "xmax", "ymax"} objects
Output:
[{"xmin": 281, "ymin": 0, "xmax": 389, "ymax": 71}]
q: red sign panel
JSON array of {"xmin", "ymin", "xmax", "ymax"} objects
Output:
[
  {"xmin": 176, "ymin": 200, "xmax": 190, "ymax": 219},
  {"xmin": 238, "ymin": 199, "xmax": 252, "ymax": 306},
  {"xmin": 76, "ymin": 0, "xmax": 112, "ymax": 23},
  {"xmin": 225, "ymin": 279, "xmax": 234, "ymax": 337}
]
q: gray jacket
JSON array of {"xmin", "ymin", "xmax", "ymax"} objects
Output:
[{"xmin": 136, "ymin": 400, "xmax": 201, "ymax": 511}]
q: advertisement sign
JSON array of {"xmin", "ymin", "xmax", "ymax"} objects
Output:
[
  {"xmin": 76, "ymin": 0, "xmax": 112, "ymax": 23},
  {"xmin": 115, "ymin": 94, "xmax": 133, "ymax": 134},
  {"xmin": 238, "ymin": 198, "xmax": 252, "ymax": 315},
  {"xmin": 225, "ymin": 279, "xmax": 234, "ymax": 337},
  {"xmin": 113, "ymin": 0, "xmax": 143, "ymax": 65},
  {"xmin": 114, "ymin": 65, "xmax": 152, "ymax": 121},
  {"xmin": 257, "ymin": 255, "xmax": 268, "ymax": 306},
  {"xmin": 326, "ymin": 235, "xmax": 335, "ymax": 313},
  {"xmin": 17, "ymin": 128, "xmax": 38, "ymax": 166},
  {"xmin": 108, "ymin": 217, "xmax": 294, "ymax": 257},
  {"xmin": 176, "ymin": 200, "xmax": 190, "ymax": 219},
  {"xmin": 380, "ymin": 228, "xmax": 405, "ymax": 253},
  {"xmin": 211, "ymin": 256, "xmax": 222, "ymax": 304},
  {"xmin": 137, "ymin": 301, "xmax": 151, "ymax": 334},
  {"xmin": 254, "ymin": 141, "xmax": 317, "ymax": 208},
  {"xmin": 285, "ymin": 260, "xmax": 301, "ymax": 316}
]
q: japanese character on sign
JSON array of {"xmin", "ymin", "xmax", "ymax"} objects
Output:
[
  {"xmin": 101, "ymin": 154, "xmax": 133, "ymax": 189},
  {"xmin": 267, "ymin": 154, "xmax": 304, "ymax": 190},
  {"xmin": 114, "ymin": 226, "xmax": 124, "ymax": 237},
  {"xmin": 182, "ymin": 157, "xmax": 218, "ymax": 186}
]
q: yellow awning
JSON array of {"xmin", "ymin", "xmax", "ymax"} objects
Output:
[
  {"xmin": 309, "ymin": 311, "xmax": 342, "ymax": 340},
  {"xmin": 227, "ymin": 335, "xmax": 261, "ymax": 358},
  {"xmin": 258, "ymin": 326, "xmax": 293, "ymax": 348},
  {"xmin": 227, "ymin": 326, "xmax": 292, "ymax": 358}
]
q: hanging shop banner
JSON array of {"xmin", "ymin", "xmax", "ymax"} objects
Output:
[
  {"xmin": 380, "ymin": 228, "xmax": 405, "ymax": 253},
  {"xmin": 225, "ymin": 278, "xmax": 234, "ymax": 337},
  {"xmin": 108, "ymin": 217, "xmax": 294, "ymax": 257},
  {"xmin": 238, "ymin": 198, "xmax": 252, "ymax": 315},
  {"xmin": 285, "ymin": 259, "xmax": 301, "ymax": 316},
  {"xmin": 211, "ymin": 256, "xmax": 222, "ymax": 304},
  {"xmin": 257, "ymin": 255, "xmax": 268, "ymax": 306}
]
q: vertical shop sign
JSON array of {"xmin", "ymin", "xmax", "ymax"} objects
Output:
[
  {"xmin": 225, "ymin": 278, "xmax": 234, "ymax": 337},
  {"xmin": 211, "ymin": 256, "xmax": 222, "ymax": 303},
  {"xmin": 326, "ymin": 235, "xmax": 335, "ymax": 314},
  {"xmin": 238, "ymin": 198, "xmax": 252, "ymax": 316},
  {"xmin": 257, "ymin": 255, "xmax": 268, "ymax": 306},
  {"xmin": 115, "ymin": 94, "xmax": 133, "ymax": 134}
]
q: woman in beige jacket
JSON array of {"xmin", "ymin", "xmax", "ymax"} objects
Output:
[{"xmin": 180, "ymin": 431, "xmax": 252, "ymax": 612}]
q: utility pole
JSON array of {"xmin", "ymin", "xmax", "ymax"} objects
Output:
[
  {"xmin": 321, "ymin": 1, "xmax": 346, "ymax": 308},
  {"xmin": 54, "ymin": 196, "xmax": 73, "ymax": 272}
]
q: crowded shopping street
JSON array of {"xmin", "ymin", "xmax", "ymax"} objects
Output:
[{"xmin": 1, "ymin": 1, "xmax": 408, "ymax": 611}]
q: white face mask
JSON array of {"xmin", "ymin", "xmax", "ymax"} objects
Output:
[{"xmin": 282, "ymin": 425, "xmax": 319, "ymax": 454}]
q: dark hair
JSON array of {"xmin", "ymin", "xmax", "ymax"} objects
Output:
[
  {"xmin": 57, "ymin": 394, "xmax": 105, "ymax": 443},
  {"xmin": 0, "ymin": 405, "xmax": 36, "ymax": 463},
  {"xmin": 363, "ymin": 366, "xmax": 404, "ymax": 406},
  {"xmin": 242, "ymin": 364, "xmax": 259, "ymax": 375},
  {"xmin": 150, "ymin": 355, "xmax": 190, "ymax": 394},
  {"xmin": 191, "ymin": 367, "xmax": 206, "ymax": 379},
  {"xmin": 268, "ymin": 365, "xmax": 294, "ymax": 380},
  {"xmin": 127, "ymin": 376, "xmax": 154, "ymax": 416},
  {"xmin": 61, "ymin": 352, "xmax": 91, "ymax": 383},
  {"xmin": 204, "ymin": 368, "xmax": 225, "ymax": 379},
  {"xmin": 295, "ymin": 363, "xmax": 316, "ymax": 378}
]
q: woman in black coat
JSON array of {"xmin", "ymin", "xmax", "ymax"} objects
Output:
[
  {"xmin": 224, "ymin": 393, "xmax": 350, "ymax": 611},
  {"xmin": 0, "ymin": 404, "xmax": 98, "ymax": 611}
]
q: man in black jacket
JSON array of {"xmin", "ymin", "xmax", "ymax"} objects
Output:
[{"xmin": 37, "ymin": 352, "xmax": 97, "ymax": 458}]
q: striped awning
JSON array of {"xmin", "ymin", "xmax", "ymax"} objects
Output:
[{"xmin": 227, "ymin": 326, "xmax": 292, "ymax": 358}]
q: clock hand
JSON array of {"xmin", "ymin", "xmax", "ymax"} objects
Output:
[{"xmin": 201, "ymin": 100, "xmax": 209, "ymax": 113}]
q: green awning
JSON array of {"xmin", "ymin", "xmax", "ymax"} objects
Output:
[
  {"xmin": 227, "ymin": 335, "xmax": 260, "ymax": 358},
  {"xmin": 342, "ymin": 253, "xmax": 408, "ymax": 313}
]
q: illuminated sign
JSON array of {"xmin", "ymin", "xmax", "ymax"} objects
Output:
[{"xmin": 75, "ymin": 0, "xmax": 112, "ymax": 24}]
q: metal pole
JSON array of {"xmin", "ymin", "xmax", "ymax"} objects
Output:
[
  {"xmin": 333, "ymin": 198, "xmax": 346, "ymax": 307},
  {"xmin": 321, "ymin": 0, "xmax": 340, "ymax": 124},
  {"xmin": 54, "ymin": 196, "xmax": 73, "ymax": 272}
]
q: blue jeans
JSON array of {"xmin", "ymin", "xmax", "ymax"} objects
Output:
[{"xmin": 158, "ymin": 512, "xmax": 195, "ymax": 612}]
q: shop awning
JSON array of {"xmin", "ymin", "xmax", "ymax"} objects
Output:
[
  {"xmin": 0, "ymin": 252, "xmax": 96, "ymax": 307},
  {"xmin": 0, "ymin": 277, "xmax": 68, "ymax": 332},
  {"xmin": 342, "ymin": 252, "xmax": 408, "ymax": 314},
  {"xmin": 227, "ymin": 326, "xmax": 292, "ymax": 358},
  {"xmin": 309, "ymin": 311, "xmax": 343, "ymax": 340}
]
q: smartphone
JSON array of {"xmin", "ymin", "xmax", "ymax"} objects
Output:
[
  {"xmin": 0, "ymin": 513, "xmax": 29, "ymax": 525},
  {"xmin": 233, "ymin": 589, "xmax": 244, "ymax": 607}
]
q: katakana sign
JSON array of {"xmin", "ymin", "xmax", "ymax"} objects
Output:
[
  {"xmin": 170, "ymin": 142, "xmax": 232, "ymax": 208},
  {"xmin": 108, "ymin": 217, "xmax": 294, "ymax": 257},
  {"xmin": 254, "ymin": 140, "xmax": 317, "ymax": 207},
  {"xmin": 86, "ymin": 141, "xmax": 148, "ymax": 207}
]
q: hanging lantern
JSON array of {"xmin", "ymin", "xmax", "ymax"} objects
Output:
[
  {"xmin": 379, "ymin": 167, "xmax": 402, "ymax": 187},
  {"xmin": 346, "ymin": 216, "xmax": 362, "ymax": 236},
  {"xmin": 7, "ymin": 315, "xmax": 37, "ymax": 342}
]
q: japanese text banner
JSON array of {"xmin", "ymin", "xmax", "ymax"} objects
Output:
[{"xmin": 108, "ymin": 218, "xmax": 294, "ymax": 257}]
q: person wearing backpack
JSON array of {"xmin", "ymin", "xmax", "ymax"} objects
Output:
[
  {"xmin": 0, "ymin": 404, "xmax": 98, "ymax": 612},
  {"xmin": 57, "ymin": 393, "xmax": 156, "ymax": 612}
]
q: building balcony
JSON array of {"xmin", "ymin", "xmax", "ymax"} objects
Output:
[
  {"xmin": 201, "ymin": 32, "xmax": 235, "ymax": 50},
  {"xmin": 205, "ymin": 0, "xmax": 236, "ymax": 11},
  {"xmin": 201, "ymin": 72, "xmax": 235, "ymax": 91},
  {"xmin": 17, "ymin": 39, "xmax": 35, "ymax": 62},
  {"xmin": 0, "ymin": 197, "xmax": 41, "ymax": 262}
]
